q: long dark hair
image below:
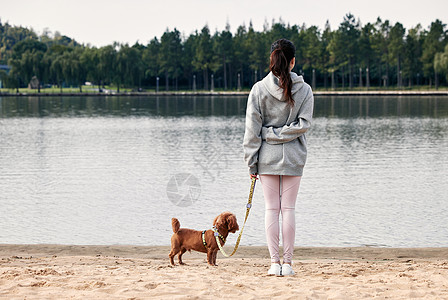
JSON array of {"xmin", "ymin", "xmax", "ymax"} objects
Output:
[{"xmin": 269, "ymin": 39, "xmax": 296, "ymax": 106}]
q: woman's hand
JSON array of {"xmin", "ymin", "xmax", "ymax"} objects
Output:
[{"xmin": 250, "ymin": 173, "xmax": 258, "ymax": 180}]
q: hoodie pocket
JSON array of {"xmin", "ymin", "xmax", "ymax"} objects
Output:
[
  {"xmin": 258, "ymin": 141, "xmax": 283, "ymax": 166},
  {"xmin": 283, "ymin": 138, "xmax": 307, "ymax": 166}
]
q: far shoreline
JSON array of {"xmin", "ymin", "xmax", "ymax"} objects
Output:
[
  {"xmin": 1, "ymin": 90, "xmax": 448, "ymax": 97},
  {"xmin": 1, "ymin": 244, "xmax": 447, "ymax": 260}
]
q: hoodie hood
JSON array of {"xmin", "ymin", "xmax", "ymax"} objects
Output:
[{"xmin": 261, "ymin": 71, "xmax": 304, "ymax": 101}]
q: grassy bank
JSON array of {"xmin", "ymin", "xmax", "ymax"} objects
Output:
[{"xmin": 1, "ymin": 85, "xmax": 448, "ymax": 96}]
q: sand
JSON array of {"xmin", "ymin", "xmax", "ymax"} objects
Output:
[{"xmin": 1, "ymin": 244, "xmax": 447, "ymax": 299}]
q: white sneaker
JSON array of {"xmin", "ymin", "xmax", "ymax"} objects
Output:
[
  {"xmin": 267, "ymin": 263, "xmax": 282, "ymax": 276},
  {"xmin": 281, "ymin": 263, "xmax": 295, "ymax": 276}
]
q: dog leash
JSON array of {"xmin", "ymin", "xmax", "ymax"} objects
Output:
[{"xmin": 213, "ymin": 176, "xmax": 256, "ymax": 257}]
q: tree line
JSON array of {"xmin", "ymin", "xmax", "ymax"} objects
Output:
[{"xmin": 1, "ymin": 14, "xmax": 448, "ymax": 92}]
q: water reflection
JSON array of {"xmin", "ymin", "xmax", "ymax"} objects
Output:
[
  {"xmin": 0, "ymin": 96, "xmax": 247, "ymax": 118},
  {"xmin": 315, "ymin": 96, "xmax": 447, "ymax": 118},
  {"xmin": 1, "ymin": 95, "xmax": 447, "ymax": 118}
]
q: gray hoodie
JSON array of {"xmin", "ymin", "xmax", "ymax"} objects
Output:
[{"xmin": 243, "ymin": 71, "xmax": 314, "ymax": 176}]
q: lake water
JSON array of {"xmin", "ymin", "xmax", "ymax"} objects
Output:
[{"xmin": 0, "ymin": 95, "xmax": 447, "ymax": 247}]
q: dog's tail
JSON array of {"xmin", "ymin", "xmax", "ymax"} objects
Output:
[{"xmin": 171, "ymin": 218, "xmax": 180, "ymax": 233}]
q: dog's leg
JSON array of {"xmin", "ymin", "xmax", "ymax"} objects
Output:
[
  {"xmin": 169, "ymin": 248, "xmax": 179, "ymax": 266},
  {"xmin": 207, "ymin": 250, "xmax": 214, "ymax": 266},
  {"xmin": 178, "ymin": 248, "xmax": 187, "ymax": 265},
  {"xmin": 169, "ymin": 251, "xmax": 176, "ymax": 265},
  {"xmin": 212, "ymin": 250, "xmax": 218, "ymax": 266}
]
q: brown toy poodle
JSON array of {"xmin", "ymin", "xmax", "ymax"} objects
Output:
[{"xmin": 169, "ymin": 212, "xmax": 239, "ymax": 266}]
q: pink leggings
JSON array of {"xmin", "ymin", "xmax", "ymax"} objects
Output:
[{"xmin": 259, "ymin": 175, "xmax": 301, "ymax": 264}]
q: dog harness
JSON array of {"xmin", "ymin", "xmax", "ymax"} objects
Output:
[
  {"xmin": 201, "ymin": 230, "xmax": 207, "ymax": 248},
  {"xmin": 202, "ymin": 229, "xmax": 226, "ymax": 249}
]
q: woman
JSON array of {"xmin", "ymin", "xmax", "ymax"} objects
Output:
[{"xmin": 243, "ymin": 38, "xmax": 314, "ymax": 276}]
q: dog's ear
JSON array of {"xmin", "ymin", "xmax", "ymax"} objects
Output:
[{"xmin": 226, "ymin": 214, "xmax": 239, "ymax": 232}]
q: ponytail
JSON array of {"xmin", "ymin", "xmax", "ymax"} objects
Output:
[{"xmin": 269, "ymin": 39, "xmax": 296, "ymax": 107}]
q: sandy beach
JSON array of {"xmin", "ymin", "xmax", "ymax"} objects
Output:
[{"xmin": 1, "ymin": 245, "xmax": 447, "ymax": 299}]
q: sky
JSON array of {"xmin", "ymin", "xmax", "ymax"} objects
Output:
[{"xmin": 1, "ymin": 0, "xmax": 447, "ymax": 47}]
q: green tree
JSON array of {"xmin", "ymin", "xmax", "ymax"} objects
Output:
[
  {"xmin": 50, "ymin": 53, "xmax": 65, "ymax": 91},
  {"xmin": 301, "ymin": 26, "xmax": 321, "ymax": 74},
  {"xmin": 421, "ymin": 19, "xmax": 447, "ymax": 87},
  {"xmin": 0, "ymin": 20, "xmax": 37, "ymax": 65},
  {"xmin": 319, "ymin": 21, "xmax": 333, "ymax": 89},
  {"xmin": 232, "ymin": 24, "xmax": 249, "ymax": 88},
  {"xmin": 341, "ymin": 14, "xmax": 361, "ymax": 88},
  {"xmin": 246, "ymin": 23, "xmax": 267, "ymax": 84},
  {"xmin": 0, "ymin": 69, "xmax": 7, "ymax": 87},
  {"xmin": 434, "ymin": 44, "xmax": 448, "ymax": 81},
  {"xmin": 372, "ymin": 18, "xmax": 392, "ymax": 87},
  {"xmin": 268, "ymin": 20, "xmax": 293, "ymax": 42},
  {"xmin": 8, "ymin": 39, "xmax": 47, "ymax": 91},
  {"xmin": 159, "ymin": 28, "xmax": 182, "ymax": 90},
  {"xmin": 328, "ymin": 14, "xmax": 361, "ymax": 88},
  {"xmin": 3, "ymin": 15, "xmax": 448, "ymax": 91},
  {"xmin": 98, "ymin": 45, "xmax": 117, "ymax": 88},
  {"xmin": 213, "ymin": 24, "xmax": 233, "ymax": 89},
  {"xmin": 45, "ymin": 44, "xmax": 69, "ymax": 89},
  {"xmin": 389, "ymin": 22, "xmax": 406, "ymax": 87},
  {"xmin": 127, "ymin": 44, "xmax": 144, "ymax": 89},
  {"xmin": 358, "ymin": 22, "xmax": 376, "ymax": 87},
  {"xmin": 182, "ymin": 33, "xmax": 199, "ymax": 89},
  {"xmin": 403, "ymin": 25, "xmax": 423, "ymax": 87},
  {"xmin": 143, "ymin": 37, "xmax": 160, "ymax": 88},
  {"xmin": 56, "ymin": 47, "xmax": 87, "ymax": 92},
  {"xmin": 114, "ymin": 43, "xmax": 144, "ymax": 91},
  {"xmin": 193, "ymin": 25, "xmax": 214, "ymax": 90},
  {"xmin": 80, "ymin": 47, "xmax": 101, "ymax": 91},
  {"xmin": 69, "ymin": 47, "xmax": 87, "ymax": 92}
]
